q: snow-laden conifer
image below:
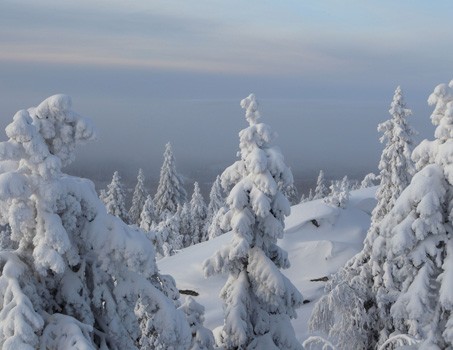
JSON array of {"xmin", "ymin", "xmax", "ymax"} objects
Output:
[
  {"xmin": 179, "ymin": 296, "xmax": 215, "ymax": 350},
  {"xmin": 313, "ymin": 170, "xmax": 329, "ymax": 199},
  {"xmin": 101, "ymin": 170, "xmax": 129, "ymax": 223},
  {"xmin": 309, "ymin": 85, "xmax": 427, "ymax": 349},
  {"xmin": 324, "ymin": 177, "xmax": 349, "ymax": 209},
  {"xmin": 190, "ymin": 182, "xmax": 208, "ymax": 243},
  {"xmin": 360, "ymin": 172, "xmax": 378, "ymax": 188},
  {"xmin": 179, "ymin": 202, "xmax": 193, "ymax": 248},
  {"xmin": 154, "ymin": 143, "xmax": 187, "ymax": 219},
  {"xmin": 129, "ymin": 168, "xmax": 148, "ymax": 225},
  {"xmin": 203, "ymin": 94, "xmax": 303, "ymax": 349},
  {"xmin": 0, "ymin": 95, "xmax": 191, "ymax": 349},
  {"xmin": 140, "ymin": 195, "xmax": 157, "ymax": 232},
  {"xmin": 282, "ymin": 182, "xmax": 299, "ymax": 205},
  {"xmin": 203, "ymin": 175, "xmax": 225, "ymax": 237},
  {"xmin": 155, "ymin": 211, "xmax": 184, "ymax": 257},
  {"xmin": 207, "ymin": 207, "xmax": 229, "ymax": 240}
]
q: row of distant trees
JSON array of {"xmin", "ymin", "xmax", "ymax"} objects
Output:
[
  {"xmin": 99, "ymin": 149, "xmax": 379, "ymax": 258},
  {"xmin": 99, "ymin": 144, "xmax": 229, "ymax": 258}
]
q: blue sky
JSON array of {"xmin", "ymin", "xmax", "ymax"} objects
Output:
[{"xmin": 0, "ymin": 0, "xmax": 452, "ymax": 191}]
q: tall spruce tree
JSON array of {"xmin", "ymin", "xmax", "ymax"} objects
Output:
[
  {"xmin": 154, "ymin": 143, "xmax": 187, "ymax": 219},
  {"xmin": 309, "ymin": 86, "xmax": 420, "ymax": 349},
  {"xmin": 129, "ymin": 168, "xmax": 148, "ymax": 225},
  {"xmin": 203, "ymin": 94, "xmax": 302, "ymax": 349}
]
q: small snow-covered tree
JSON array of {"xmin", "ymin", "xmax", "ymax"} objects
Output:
[
  {"xmin": 360, "ymin": 172, "xmax": 378, "ymax": 188},
  {"xmin": 139, "ymin": 195, "xmax": 157, "ymax": 232},
  {"xmin": 203, "ymin": 94, "xmax": 303, "ymax": 349},
  {"xmin": 154, "ymin": 143, "xmax": 187, "ymax": 219},
  {"xmin": 155, "ymin": 211, "xmax": 184, "ymax": 257},
  {"xmin": 282, "ymin": 182, "xmax": 299, "ymax": 205},
  {"xmin": 203, "ymin": 176, "xmax": 225, "ymax": 237},
  {"xmin": 308, "ymin": 188, "xmax": 314, "ymax": 201},
  {"xmin": 129, "ymin": 168, "xmax": 148, "ymax": 225},
  {"xmin": 0, "ymin": 95, "xmax": 191, "ymax": 349},
  {"xmin": 324, "ymin": 177, "xmax": 350, "ymax": 209},
  {"xmin": 101, "ymin": 170, "xmax": 129, "ymax": 223},
  {"xmin": 179, "ymin": 296, "xmax": 215, "ymax": 350},
  {"xmin": 206, "ymin": 175, "xmax": 225, "ymax": 222},
  {"xmin": 179, "ymin": 202, "xmax": 193, "ymax": 248},
  {"xmin": 190, "ymin": 182, "xmax": 208, "ymax": 243},
  {"xmin": 313, "ymin": 170, "xmax": 329, "ymax": 199}
]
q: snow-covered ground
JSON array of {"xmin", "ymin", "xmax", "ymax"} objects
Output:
[{"xmin": 158, "ymin": 187, "xmax": 377, "ymax": 343}]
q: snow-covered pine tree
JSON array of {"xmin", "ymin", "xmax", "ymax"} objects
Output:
[
  {"xmin": 129, "ymin": 168, "xmax": 148, "ymax": 225},
  {"xmin": 203, "ymin": 94, "xmax": 303, "ymax": 349},
  {"xmin": 282, "ymin": 182, "xmax": 299, "ymax": 205},
  {"xmin": 179, "ymin": 296, "xmax": 215, "ymax": 350},
  {"xmin": 204, "ymin": 175, "xmax": 225, "ymax": 236},
  {"xmin": 154, "ymin": 143, "xmax": 187, "ymax": 219},
  {"xmin": 0, "ymin": 95, "xmax": 190, "ymax": 349},
  {"xmin": 313, "ymin": 170, "xmax": 329, "ymax": 199},
  {"xmin": 374, "ymin": 79, "xmax": 453, "ymax": 348},
  {"xmin": 308, "ymin": 188, "xmax": 314, "ymax": 201},
  {"xmin": 179, "ymin": 202, "xmax": 193, "ymax": 248},
  {"xmin": 101, "ymin": 170, "xmax": 129, "ymax": 223},
  {"xmin": 309, "ymin": 86, "xmax": 420, "ymax": 349},
  {"xmin": 155, "ymin": 211, "xmax": 184, "ymax": 258},
  {"xmin": 139, "ymin": 195, "xmax": 157, "ymax": 232},
  {"xmin": 360, "ymin": 172, "xmax": 378, "ymax": 188},
  {"xmin": 324, "ymin": 177, "xmax": 350, "ymax": 209},
  {"xmin": 207, "ymin": 206, "xmax": 230, "ymax": 240},
  {"xmin": 299, "ymin": 193, "xmax": 307, "ymax": 203},
  {"xmin": 190, "ymin": 182, "xmax": 208, "ymax": 243}
]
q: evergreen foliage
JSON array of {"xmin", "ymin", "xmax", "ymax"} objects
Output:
[
  {"xmin": 0, "ymin": 95, "xmax": 191, "ymax": 349},
  {"xmin": 190, "ymin": 182, "xmax": 208, "ymax": 244},
  {"xmin": 154, "ymin": 143, "xmax": 187, "ymax": 219},
  {"xmin": 129, "ymin": 168, "xmax": 149, "ymax": 225},
  {"xmin": 203, "ymin": 94, "xmax": 302, "ymax": 349},
  {"xmin": 101, "ymin": 171, "xmax": 129, "ymax": 223}
]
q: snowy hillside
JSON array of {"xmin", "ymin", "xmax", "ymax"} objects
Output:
[{"xmin": 158, "ymin": 187, "xmax": 377, "ymax": 343}]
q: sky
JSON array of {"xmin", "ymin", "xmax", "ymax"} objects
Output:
[{"xmin": 0, "ymin": 0, "xmax": 452, "ymax": 194}]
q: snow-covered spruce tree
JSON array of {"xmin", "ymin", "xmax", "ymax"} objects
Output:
[
  {"xmin": 203, "ymin": 94, "xmax": 303, "ymax": 349},
  {"xmin": 203, "ymin": 175, "xmax": 225, "ymax": 237},
  {"xmin": 139, "ymin": 195, "xmax": 157, "ymax": 232},
  {"xmin": 190, "ymin": 182, "xmax": 208, "ymax": 244},
  {"xmin": 324, "ymin": 177, "xmax": 350, "ymax": 209},
  {"xmin": 308, "ymin": 86, "xmax": 420, "ymax": 349},
  {"xmin": 0, "ymin": 95, "xmax": 191, "ymax": 349},
  {"xmin": 374, "ymin": 79, "xmax": 453, "ymax": 348},
  {"xmin": 360, "ymin": 172, "xmax": 378, "ymax": 188},
  {"xmin": 179, "ymin": 296, "xmax": 215, "ymax": 350},
  {"xmin": 308, "ymin": 188, "xmax": 314, "ymax": 201},
  {"xmin": 207, "ymin": 206, "xmax": 230, "ymax": 240},
  {"xmin": 139, "ymin": 195, "xmax": 164, "ymax": 256},
  {"xmin": 179, "ymin": 202, "xmax": 193, "ymax": 248},
  {"xmin": 129, "ymin": 168, "xmax": 149, "ymax": 225},
  {"xmin": 101, "ymin": 170, "xmax": 129, "ymax": 223},
  {"xmin": 281, "ymin": 182, "xmax": 299, "ymax": 206},
  {"xmin": 154, "ymin": 142, "xmax": 187, "ymax": 219},
  {"xmin": 155, "ymin": 211, "xmax": 184, "ymax": 257},
  {"xmin": 313, "ymin": 170, "xmax": 329, "ymax": 200}
]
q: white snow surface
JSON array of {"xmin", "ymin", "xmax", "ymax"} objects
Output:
[{"xmin": 158, "ymin": 187, "xmax": 377, "ymax": 344}]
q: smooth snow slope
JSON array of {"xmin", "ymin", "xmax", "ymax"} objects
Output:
[{"xmin": 158, "ymin": 187, "xmax": 377, "ymax": 343}]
